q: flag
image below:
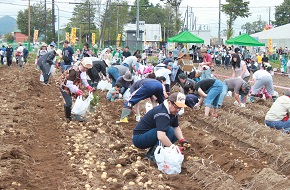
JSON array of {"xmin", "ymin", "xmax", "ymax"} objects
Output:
[
  {"xmin": 33, "ymin": 30, "xmax": 39, "ymax": 43},
  {"xmin": 71, "ymin": 28, "xmax": 77, "ymax": 44},
  {"xmin": 268, "ymin": 39, "xmax": 273, "ymax": 54},
  {"xmin": 116, "ymin": 34, "xmax": 121, "ymax": 47},
  {"xmin": 65, "ymin": 32, "xmax": 70, "ymax": 41},
  {"xmin": 92, "ymin": 33, "xmax": 96, "ymax": 46}
]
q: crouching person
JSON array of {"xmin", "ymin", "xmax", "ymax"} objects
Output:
[
  {"xmin": 106, "ymin": 83, "xmax": 122, "ymax": 101},
  {"xmin": 57, "ymin": 57, "xmax": 94, "ymax": 122},
  {"xmin": 132, "ymin": 92, "xmax": 190, "ymax": 161},
  {"xmin": 264, "ymin": 90, "xmax": 290, "ymax": 133}
]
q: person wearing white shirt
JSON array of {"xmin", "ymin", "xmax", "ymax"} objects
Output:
[
  {"xmin": 250, "ymin": 70, "xmax": 277, "ymax": 102},
  {"xmin": 122, "ymin": 55, "xmax": 141, "ymax": 73},
  {"xmin": 16, "ymin": 42, "xmax": 24, "ymax": 69},
  {"xmin": 155, "ymin": 64, "xmax": 172, "ymax": 94}
]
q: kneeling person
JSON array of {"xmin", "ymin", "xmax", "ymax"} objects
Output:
[{"xmin": 132, "ymin": 92, "xmax": 189, "ymax": 159}]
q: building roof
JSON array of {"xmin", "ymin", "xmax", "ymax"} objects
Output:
[
  {"xmin": 123, "ymin": 23, "xmax": 162, "ymax": 42},
  {"xmin": 251, "ymin": 23, "xmax": 290, "ymax": 40}
]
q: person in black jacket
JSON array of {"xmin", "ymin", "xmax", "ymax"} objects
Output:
[
  {"xmin": 87, "ymin": 60, "xmax": 110, "ymax": 88},
  {"xmin": 5, "ymin": 44, "xmax": 13, "ymax": 68}
]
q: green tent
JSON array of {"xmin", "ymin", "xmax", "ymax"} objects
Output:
[
  {"xmin": 167, "ymin": 30, "xmax": 204, "ymax": 43},
  {"xmin": 226, "ymin": 33, "xmax": 265, "ymax": 46}
]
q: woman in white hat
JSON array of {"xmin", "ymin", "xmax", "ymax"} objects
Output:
[
  {"xmin": 37, "ymin": 42, "xmax": 48, "ymax": 59},
  {"xmin": 37, "ymin": 49, "xmax": 63, "ymax": 85},
  {"xmin": 57, "ymin": 57, "xmax": 94, "ymax": 122}
]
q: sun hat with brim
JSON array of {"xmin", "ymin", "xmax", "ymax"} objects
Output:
[
  {"xmin": 177, "ymin": 52, "xmax": 185, "ymax": 59},
  {"xmin": 168, "ymin": 92, "xmax": 187, "ymax": 108},
  {"xmin": 200, "ymin": 48, "xmax": 207, "ymax": 53},
  {"xmin": 81, "ymin": 57, "xmax": 93, "ymax": 69},
  {"xmin": 242, "ymin": 83, "xmax": 251, "ymax": 95},
  {"xmin": 55, "ymin": 49, "xmax": 62, "ymax": 58},
  {"xmin": 41, "ymin": 42, "xmax": 47, "ymax": 47},
  {"xmin": 50, "ymin": 42, "xmax": 56, "ymax": 47},
  {"xmin": 123, "ymin": 71, "xmax": 133, "ymax": 81}
]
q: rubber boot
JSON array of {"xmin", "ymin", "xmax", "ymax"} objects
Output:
[
  {"xmin": 120, "ymin": 108, "xmax": 131, "ymax": 123},
  {"xmin": 65, "ymin": 106, "xmax": 72, "ymax": 123},
  {"xmin": 272, "ymin": 96, "xmax": 277, "ymax": 102}
]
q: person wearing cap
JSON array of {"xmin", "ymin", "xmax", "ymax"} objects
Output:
[
  {"xmin": 194, "ymin": 78, "xmax": 223, "ymax": 117},
  {"xmin": 231, "ymin": 53, "xmax": 250, "ymax": 82},
  {"xmin": 264, "ymin": 90, "xmax": 290, "ymax": 133},
  {"xmin": 37, "ymin": 42, "xmax": 48, "ymax": 59},
  {"xmin": 57, "ymin": 57, "xmax": 94, "ymax": 122},
  {"xmin": 121, "ymin": 54, "xmax": 141, "ymax": 73},
  {"xmin": 249, "ymin": 69, "xmax": 277, "ymax": 103},
  {"xmin": 116, "ymin": 71, "xmax": 134, "ymax": 94},
  {"xmin": 217, "ymin": 78, "xmax": 250, "ymax": 107},
  {"xmin": 108, "ymin": 64, "xmax": 129, "ymax": 87},
  {"xmin": 87, "ymin": 59, "xmax": 110, "ymax": 88},
  {"xmin": 48, "ymin": 42, "xmax": 56, "ymax": 52},
  {"xmin": 132, "ymin": 92, "xmax": 190, "ymax": 160},
  {"xmin": 178, "ymin": 73, "xmax": 195, "ymax": 94},
  {"xmin": 5, "ymin": 44, "xmax": 13, "ymax": 68},
  {"xmin": 119, "ymin": 78, "xmax": 165, "ymax": 123},
  {"xmin": 37, "ymin": 49, "xmax": 63, "ymax": 85},
  {"xmin": 62, "ymin": 40, "xmax": 74, "ymax": 73}
]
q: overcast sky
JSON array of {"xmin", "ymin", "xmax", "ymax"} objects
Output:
[{"xmin": 0, "ymin": 0, "xmax": 284, "ymax": 37}]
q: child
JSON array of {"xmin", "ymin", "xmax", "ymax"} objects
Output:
[{"xmin": 106, "ymin": 83, "xmax": 122, "ymax": 101}]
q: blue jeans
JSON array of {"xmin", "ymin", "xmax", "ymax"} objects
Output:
[
  {"xmin": 60, "ymin": 88, "xmax": 72, "ymax": 108},
  {"xmin": 265, "ymin": 120, "xmax": 290, "ymax": 133},
  {"xmin": 124, "ymin": 81, "xmax": 164, "ymax": 108},
  {"xmin": 200, "ymin": 69, "xmax": 212, "ymax": 80},
  {"xmin": 204, "ymin": 80, "xmax": 223, "ymax": 108},
  {"xmin": 132, "ymin": 126, "xmax": 177, "ymax": 149},
  {"xmin": 218, "ymin": 82, "xmax": 246, "ymax": 106},
  {"xmin": 108, "ymin": 66, "xmax": 120, "ymax": 87},
  {"xmin": 61, "ymin": 63, "xmax": 72, "ymax": 73}
]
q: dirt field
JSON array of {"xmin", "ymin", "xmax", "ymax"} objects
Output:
[{"xmin": 0, "ymin": 63, "xmax": 289, "ymax": 190}]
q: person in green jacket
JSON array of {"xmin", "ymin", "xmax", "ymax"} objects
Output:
[{"xmin": 112, "ymin": 47, "xmax": 122, "ymax": 63}]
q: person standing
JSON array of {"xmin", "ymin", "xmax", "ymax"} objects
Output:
[
  {"xmin": 0, "ymin": 45, "xmax": 5, "ymax": 66},
  {"xmin": 81, "ymin": 43, "xmax": 93, "ymax": 58},
  {"xmin": 132, "ymin": 92, "xmax": 189, "ymax": 160},
  {"xmin": 37, "ymin": 43, "xmax": 48, "ymax": 59},
  {"xmin": 265, "ymin": 90, "xmax": 290, "ymax": 133},
  {"xmin": 5, "ymin": 44, "xmax": 13, "ymax": 68},
  {"xmin": 231, "ymin": 53, "xmax": 250, "ymax": 82},
  {"xmin": 57, "ymin": 57, "xmax": 94, "ymax": 122},
  {"xmin": 23, "ymin": 47, "xmax": 29, "ymax": 64},
  {"xmin": 16, "ymin": 42, "xmax": 24, "ymax": 69},
  {"xmin": 38, "ymin": 49, "xmax": 63, "ymax": 85},
  {"xmin": 62, "ymin": 40, "xmax": 74, "ymax": 73}
]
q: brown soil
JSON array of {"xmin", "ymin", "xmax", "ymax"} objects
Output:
[{"xmin": 0, "ymin": 63, "xmax": 289, "ymax": 190}]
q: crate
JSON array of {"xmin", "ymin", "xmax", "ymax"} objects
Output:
[{"xmin": 178, "ymin": 59, "xmax": 194, "ymax": 71}]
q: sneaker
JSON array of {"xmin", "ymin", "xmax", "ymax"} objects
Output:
[{"xmin": 119, "ymin": 117, "xmax": 128, "ymax": 123}]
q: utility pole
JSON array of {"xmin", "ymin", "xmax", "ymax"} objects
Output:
[
  {"xmin": 28, "ymin": 0, "xmax": 30, "ymax": 51},
  {"xmin": 268, "ymin": 7, "xmax": 271, "ymax": 25},
  {"xmin": 44, "ymin": 0, "xmax": 47, "ymax": 42},
  {"xmin": 136, "ymin": 0, "xmax": 140, "ymax": 51},
  {"xmin": 186, "ymin": 5, "xmax": 188, "ymax": 30},
  {"xmin": 52, "ymin": 0, "xmax": 55, "ymax": 42},
  {"xmin": 218, "ymin": 0, "xmax": 221, "ymax": 45},
  {"xmin": 88, "ymin": 1, "xmax": 91, "ymax": 44}
]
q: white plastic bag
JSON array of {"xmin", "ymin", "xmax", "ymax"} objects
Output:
[
  {"xmin": 154, "ymin": 143, "xmax": 184, "ymax": 174},
  {"xmin": 178, "ymin": 108, "xmax": 184, "ymax": 115},
  {"xmin": 145, "ymin": 102, "xmax": 153, "ymax": 113},
  {"xmin": 123, "ymin": 88, "xmax": 131, "ymax": 100},
  {"xmin": 49, "ymin": 65, "xmax": 56, "ymax": 76},
  {"xmin": 12, "ymin": 57, "xmax": 16, "ymax": 63},
  {"xmin": 97, "ymin": 80, "xmax": 111, "ymax": 91},
  {"xmin": 72, "ymin": 92, "xmax": 93, "ymax": 116},
  {"xmin": 3, "ymin": 57, "xmax": 7, "ymax": 65},
  {"xmin": 40, "ymin": 74, "xmax": 44, "ymax": 82}
]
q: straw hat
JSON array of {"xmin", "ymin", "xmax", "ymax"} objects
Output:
[
  {"xmin": 177, "ymin": 52, "xmax": 185, "ymax": 59},
  {"xmin": 55, "ymin": 49, "xmax": 62, "ymax": 58}
]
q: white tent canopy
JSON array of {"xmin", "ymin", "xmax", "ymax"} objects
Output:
[{"xmin": 251, "ymin": 23, "xmax": 290, "ymax": 48}]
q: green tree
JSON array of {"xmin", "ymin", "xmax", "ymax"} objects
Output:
[
  {"xmin": 222, "ymin": 0, "xmax": 250, "ymax": 39},
  {"xmin": 242, "ymin": 20, "xmax": 267, "ymax": 34},
  {"xmin": 274, "ymin": 0, "xmax": 290, "ymax": 26},
  {"xmin": 17, "ymin": 3, "xmax": 54, "ymax": 43},
  {"xmin": 4, "ymin": 33, "xmax": 14, "ymax": 42}
]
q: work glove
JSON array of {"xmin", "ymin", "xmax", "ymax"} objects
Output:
[
  {"xmin": 87, "ymin": 86, "xmax": 94, "ymax": 92},
  {"xmin": 240, "ymin": 103, "xmax": 246, "ymax": 108},
  {"xmin": 76, "ymin": 89, "xmax": 83, "ymax": 96},
  {"xmin": 233, "ymin": 101, "xmax": 239, "ymax": 106},
  {"xmin": 194, "ymin": 104, "xmax": 201, "ymax": 110},
  {"xmin": 180, "ymin": 139, "xmax": 191, "ymax": 150},
  {"xmin": 178, "ymin": 146, "xmax": 185, "ymax": 154}
]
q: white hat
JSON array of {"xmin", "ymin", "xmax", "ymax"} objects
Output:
[
  {"xmin": 81, "ymin": 57, "xmax": 93, "ymax": 69},
  {"xmin": 168, "ymin": 92, "xmax": 187, "ymax": 108},
  {"xmin": 55, "ymin": 49, "xmax": 62, "ymax": 58}
]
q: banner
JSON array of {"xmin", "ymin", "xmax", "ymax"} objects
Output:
[
  {"xmin": 116, "ymin": 34, "xmax": 121, "ymax": 47},
  {"xmin": 92, "ymin": 33, "xmax": 96, "ymax": 46},
  {"xmin": 71, "ymin": 28, "xmax": 76, "ymax": 44},
  {"xmin": 65, "ymin": 32, "xmax": 70, "ymax": 41},
  {"xmin": 33, "ymin": 30, "xmax": 39, "ymax": 43},
  {"xmin": 268, "ymin": 38, "xmax": 273, "ymax": 54}
]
